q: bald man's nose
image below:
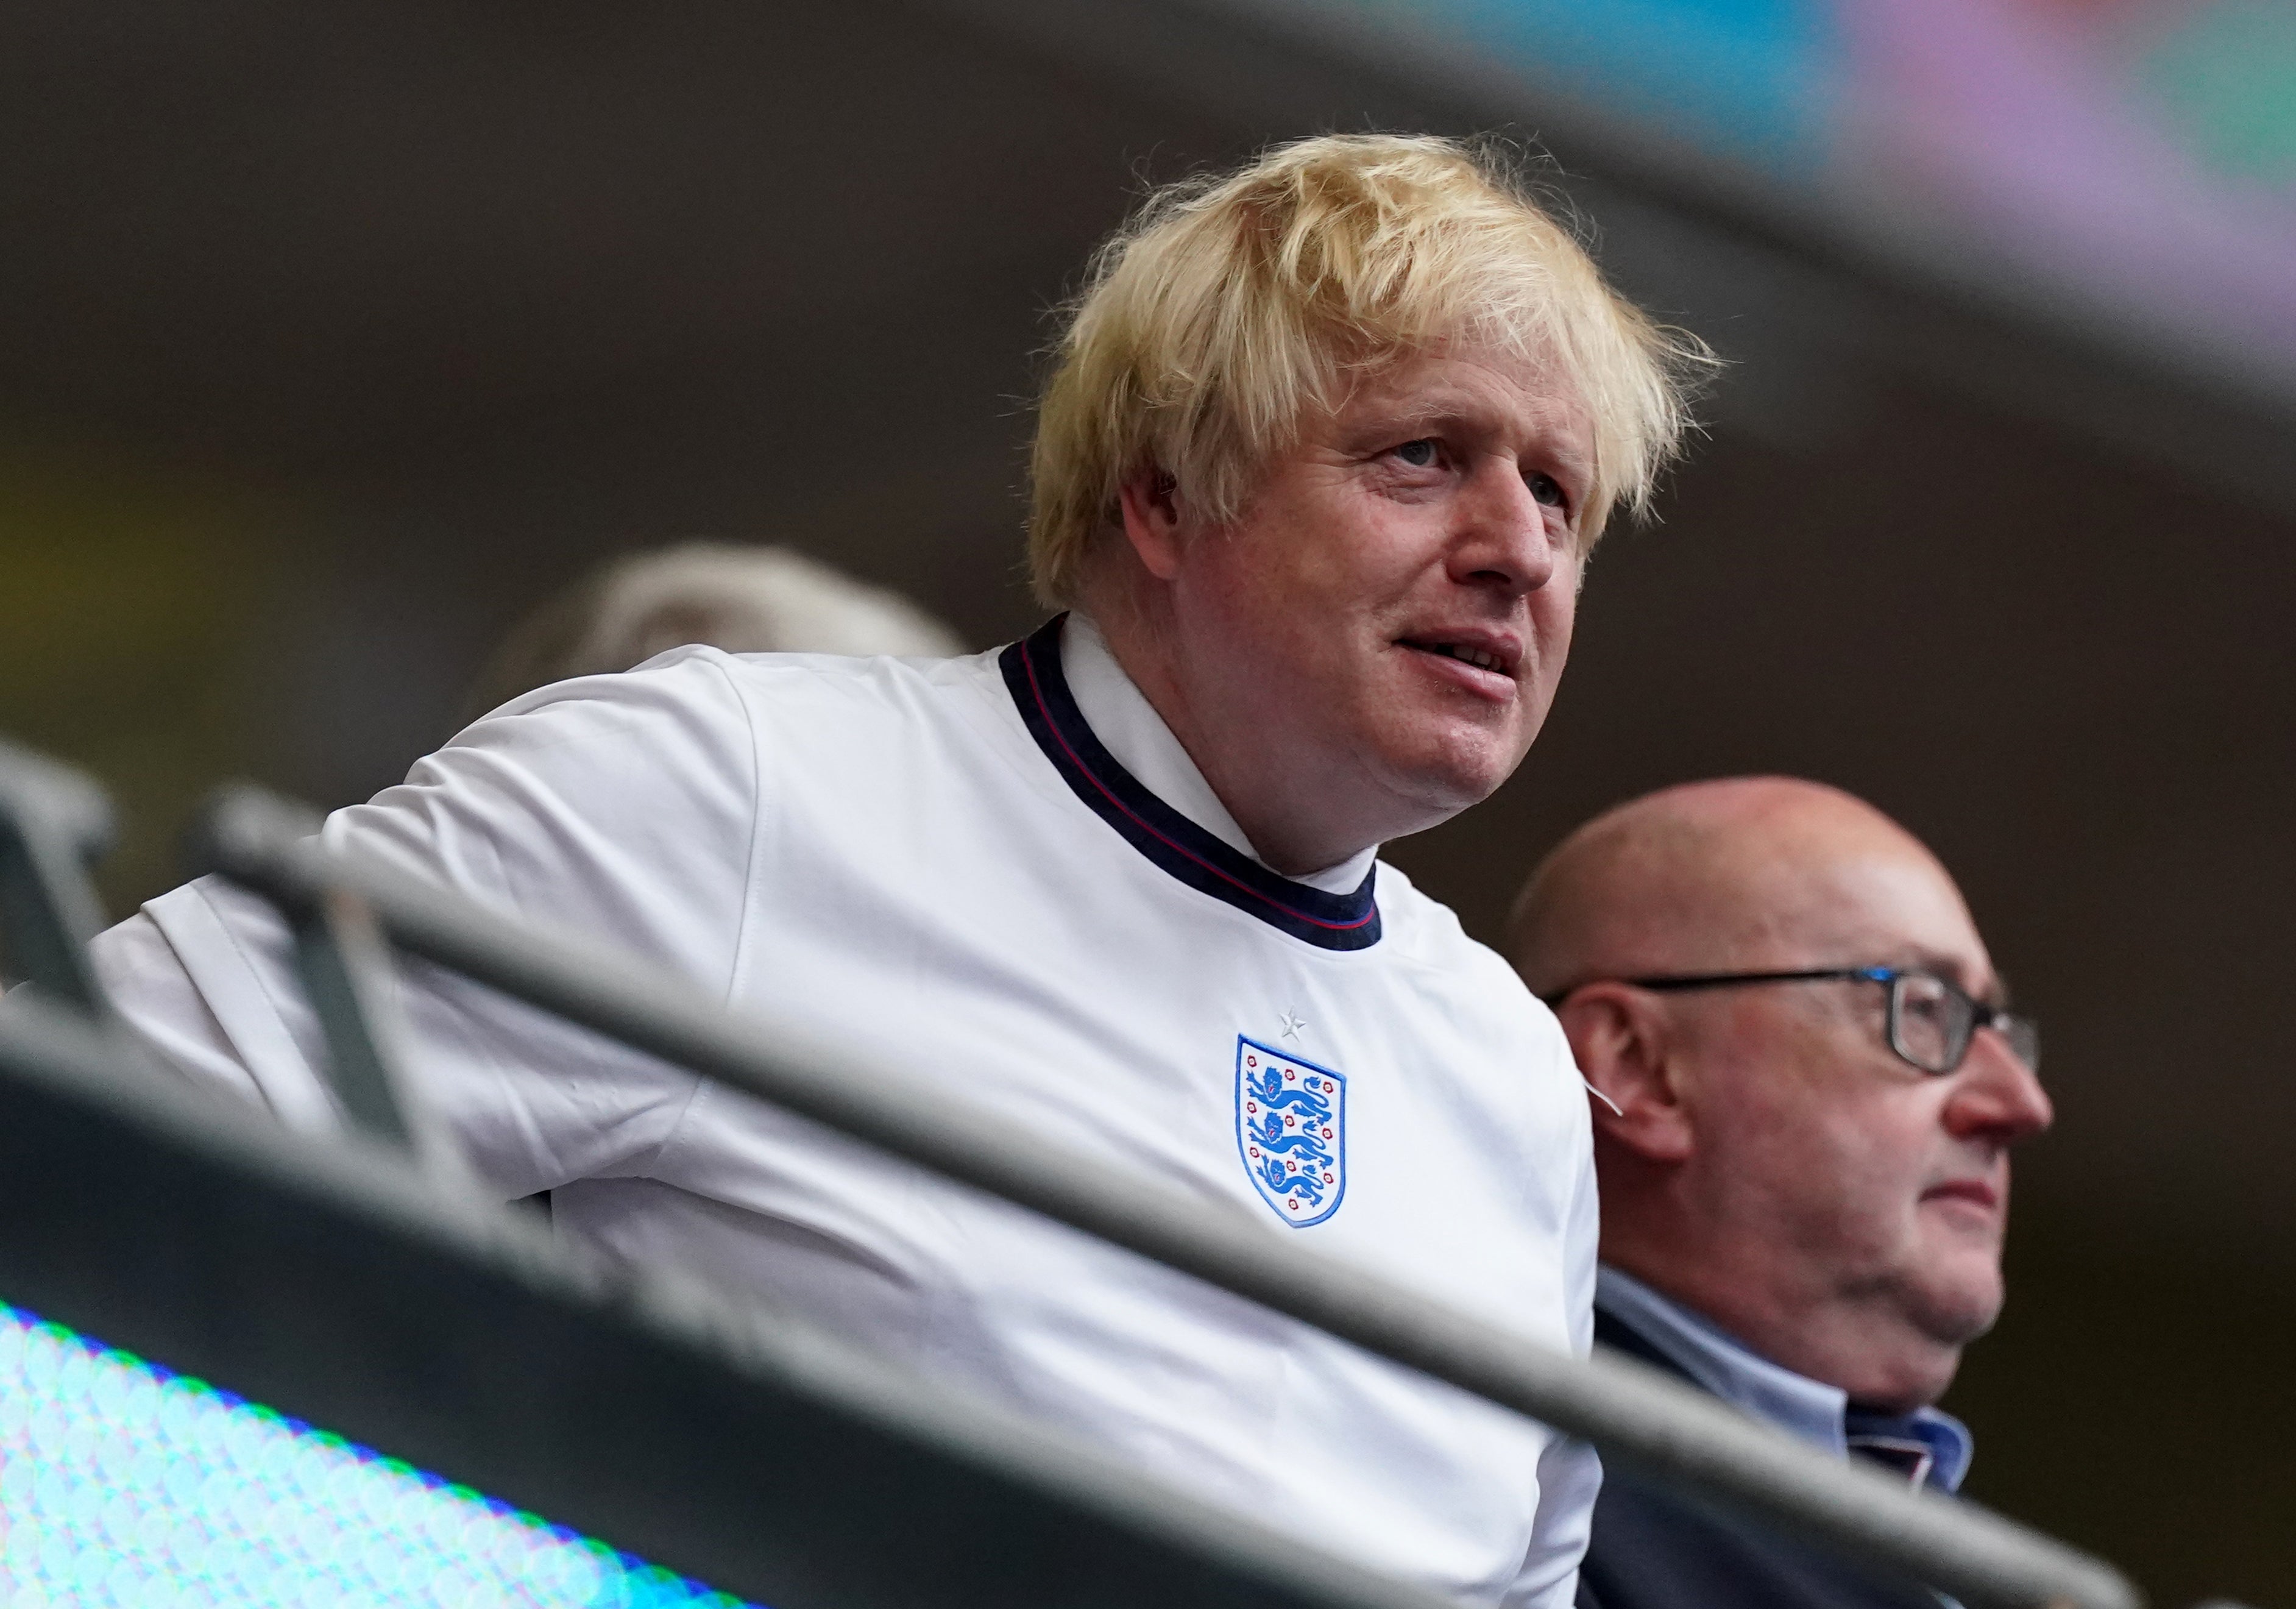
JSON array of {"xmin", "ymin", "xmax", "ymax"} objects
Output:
[{"xmin": 1943, "ymin": 1032, "xmax": 2053, "ymax": 1143}]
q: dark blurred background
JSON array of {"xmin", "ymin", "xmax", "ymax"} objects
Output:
[{"xmin": 2, "ymin": 0, "xmax": 2291, "ymax": 1600}]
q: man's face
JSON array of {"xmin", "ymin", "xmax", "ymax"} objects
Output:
[
  {"xmin": 1671, "ymin": 848, "xmax": 2055, "ymax": 1383},
  {"xmin": 1154, "ymin": 343, "xmax": 1592, "ymax": 858}
]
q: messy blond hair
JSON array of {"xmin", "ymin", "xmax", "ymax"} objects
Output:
[{"xmin": 1027, "ymin": 133, "xmax": 1712, "ymax": 606}]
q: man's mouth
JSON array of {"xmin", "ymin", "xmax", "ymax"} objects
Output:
[
  {"xmin": 1400, "ymin": 638, "xmax": 1515, "ymax": 678},
  {"xmin": 1919, "ymin": 1179, "xmax": 2000, "ymax": 1212}
]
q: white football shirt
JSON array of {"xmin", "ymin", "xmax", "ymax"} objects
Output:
[{"xmin": 93, "ymin": 614, "xmax": 1601, "ymax": 1605}]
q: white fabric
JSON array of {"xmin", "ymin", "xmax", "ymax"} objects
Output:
[{"xmin": 92, "ymin": 637, "xmax": 1600, "ymax": 1605}]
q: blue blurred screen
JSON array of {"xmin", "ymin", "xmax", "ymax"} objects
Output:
[{"xmin": 0, "ymin": 1300, "xmax": 762, "ymax": 1609}]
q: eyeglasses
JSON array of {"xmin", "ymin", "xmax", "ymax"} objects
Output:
[{"xmin": 1549, "ymin": 967, "xmax": 2040, "ymax": 1076}]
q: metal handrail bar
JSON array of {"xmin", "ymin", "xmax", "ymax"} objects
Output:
[
  {"xmin": 0, "ymin": 736, "xmax": 118, "ymax": 1015},
  {"xmin": 196, "ymin": 785, "xmax": 2141, "ymax": 1609},
  {"xmin": 288, "ymin": 881, "xmax": 471, "ymax": 1175},
  {"xmin": 0, "ymin": 986, "xmax": 1457, "ymax": 1609}
]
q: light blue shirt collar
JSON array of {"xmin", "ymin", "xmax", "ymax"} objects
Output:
[{"xmin": 1596, "ymin": 1265, "xmax": 1973, "ymax": 1494}]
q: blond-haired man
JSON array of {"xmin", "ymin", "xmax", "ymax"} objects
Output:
[{"xmin": 94, "ymin": 137, "xmax": 1703, "ymax": 1604}]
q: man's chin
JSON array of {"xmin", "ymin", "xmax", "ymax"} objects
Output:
[
  {"xmin": 1368, "ymin": 727, "xmax": 1536, "ymax": 820},
  {"xmin": 1910, "ymin": 1271, "xmax": 2006, "ymax": 1349},
  {"xmin": 1373, "ymin": 764, "xmax": 1512, "ymax": 834}
]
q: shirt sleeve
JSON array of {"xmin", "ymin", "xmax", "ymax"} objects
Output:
[
  {"xmin": 1503, "ymin": 1020, "xmax": 1605, "ymax": 1608},
  {"xmin": 90, "ymin": 647, "xmax": 765, "ymax": 1201}
]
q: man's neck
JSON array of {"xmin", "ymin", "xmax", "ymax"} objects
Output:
[
  {"xmin": 1059, "ymin": 613, "xmax": 1258, "ymax": 856},
  {"xmin": 1602, "ymin": 1252, "xmax": 1959, "ymax": 1413},
  {"xmin": 1595, "ymin": 1266, "xmax": 1974, "ymax": 1491},
  {"xmin": 1076, "ymin": 595, "xmax": 1391, "ymax": 878}
]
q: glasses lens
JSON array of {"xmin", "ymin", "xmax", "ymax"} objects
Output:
[
  {"xmin": 1889, "ymin": 973, "xmax": 1971, "ymax": 1074},
  {"xmin": 1998, "ymin": 1012, "xmax": 2041, "ymax": 1073}
]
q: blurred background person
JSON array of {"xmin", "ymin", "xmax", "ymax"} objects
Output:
[
  {"xmin": 464, "ymin": 541, "xmax": 967, "ymax": 720},
  {"xmin": 1509, "ymin": 777, "xmax": 2053, "ymax": 1609}
]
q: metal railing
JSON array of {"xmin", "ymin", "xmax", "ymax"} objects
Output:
[
  {"xmin": 0, "ymin": 741, "xmax": 2149, "ymax": 1609},
  {"xmin": 0, "ymin": 984, "xmax": 1459, "ymax": 1609}
]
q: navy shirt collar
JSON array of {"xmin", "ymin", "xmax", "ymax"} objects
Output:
[{"xmin": 1001, "ymin": 615, "xmax": 1382, "ymax": 951}]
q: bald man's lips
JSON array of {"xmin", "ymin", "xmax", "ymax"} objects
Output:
[{"xmin": 1921, "ymin": 1179, "xmax": 1999, "ymax": 1213}]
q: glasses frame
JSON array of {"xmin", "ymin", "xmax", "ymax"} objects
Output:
[{"xmin": 1545, "ymin": 966, "xmax": 2039, "ymax": 1076}]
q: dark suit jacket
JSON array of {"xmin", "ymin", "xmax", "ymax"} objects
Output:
[{"xmin": 1575, "ymin": 1307, "xmax": 1943, "ymax": 1609}]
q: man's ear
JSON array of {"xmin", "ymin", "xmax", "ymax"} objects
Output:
[
  {"xmin": 1554, "ymin": 984, "xmax": 1694, "ymax": 1164},
  {"xmin": 1116, "ymin": 469, "xmax": 1187, "ymax": 583}
]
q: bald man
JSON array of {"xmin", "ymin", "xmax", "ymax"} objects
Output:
[{"xmin": 1508, "ymin": 778, "xmax": 2053, "ymax": 1609}]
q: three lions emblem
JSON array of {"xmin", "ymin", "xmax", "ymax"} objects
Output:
[{"xmin": 1234, "ymin": 1035, "xmax": 1347, "ymax": 1227}]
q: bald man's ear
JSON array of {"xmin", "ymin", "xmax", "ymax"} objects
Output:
[
  {"xmin": 1116, "ymin": 469, "xmax": 1187, "ymax": 582},
  {"xmin": 1553, "ymin": 985, "xmax": 1694, "ymax": 1164}
]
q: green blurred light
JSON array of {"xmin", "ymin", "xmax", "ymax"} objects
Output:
[{"xmin": 2142, "ymin": 0, "xmax": 2296, "ymax": 185}]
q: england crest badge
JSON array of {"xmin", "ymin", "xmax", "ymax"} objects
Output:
[{"xmin": 1235, "ymin": 1035, "xmax": 1347, "ymax": 1227}]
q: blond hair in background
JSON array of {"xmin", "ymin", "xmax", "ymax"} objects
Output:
[
  {"xmin": 466, "ymin": 541, "xmax": 966, "ymax": 720},
  {"xmin": 1028, "ymin": 132, "xmax": 1714, "ymax": 606}
]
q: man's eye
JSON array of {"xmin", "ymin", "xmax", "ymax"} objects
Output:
[
  {"xmin": 1392, "ymin": 438, "xmax": 1439, "ymax": 468},
  {"xmin": 1527, "ymin": 471, "xmax": 1567, "ymax": 509}
]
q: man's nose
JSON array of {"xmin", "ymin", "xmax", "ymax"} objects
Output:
[
  {"xmin": 1448, "ymin": 457, "xmax": 1559, "ymax": 595},
  {"xmin": 1943, "ymin": 1031, "xmax": 2054, "ymax": 1143}
]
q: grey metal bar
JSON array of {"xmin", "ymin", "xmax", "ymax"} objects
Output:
[
  {"xmin": 289, "ymin": 884, "xmax": 426, "ymax": 1157},
  {"xmin": 243, "ymin": 786, "xmax": 466, "ymax": 1176},
  {"xmin": 0, "ymin": 989, "xmax": 1454, "ymax": 1609},
  {"xmin": 0, "ymin": 737, "xmax": 118, "ymax": 1014},
  {"xmin": 193, "ymin": 784, "xmax": 2142, "ymax": 1609}
]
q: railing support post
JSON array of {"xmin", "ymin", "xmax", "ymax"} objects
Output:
[{"xmin": 0, "ymin": 739, "xmax": 118, "ymax": 1017}]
